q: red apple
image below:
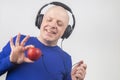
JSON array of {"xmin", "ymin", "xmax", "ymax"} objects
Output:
[{"xmin": 27, "ymin": 47, "xmax": 42, "ymax": 61}]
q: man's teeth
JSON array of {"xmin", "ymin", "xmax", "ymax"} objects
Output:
[{"xmin": 47, "ymin": 30, "xmax": 56, "ymax": 34}]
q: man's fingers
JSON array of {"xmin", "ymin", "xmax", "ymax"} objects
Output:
[
  {"xmin": 24, "ymin": 57, "xmax": 34, "ymax": 63},
  {"xmin": 72, "ymin": 62, "xmax": 81, "ymax": 75},
  {"xmin": 15, "ymin": 33, "xmax": 21, "ymax": 46},
  {"xmin": 24, "ymin": 45, "xmax": 35, "ymax": 50},
  {"xmin": 75, "ymin": 68, "xmax": 86, "ymax": 80},
  {"xmin": 72, "ymin": 60, "xmax": 83, "ymax": 70},
  {"xmin": 10, "ymin": 37, "xmax": 14, "ymax": 49},
  {"xmin": 83, "ymin": 64, "xmax": 87, "ymax": 70},
  {"xmin": 72, "ymin": 60, "xmax": 85, "ymax": 75},
  {"xmin": 79, "ymin": 60, "xmax": 84, "ymax": 65},
  {"xmin": 21, "ymin": 35, "xmax": 30, "ymax": 46}
]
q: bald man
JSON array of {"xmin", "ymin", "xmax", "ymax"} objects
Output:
[{"xmin": 0, "ymin": 5, "xmax": 86, "ymax": 80}]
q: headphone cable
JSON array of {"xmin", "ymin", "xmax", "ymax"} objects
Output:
[{"xmin": 60, "ymin": 39, "xmax": 64, "ymax": 49}]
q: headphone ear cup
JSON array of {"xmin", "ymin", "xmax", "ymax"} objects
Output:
[
  {"xmin": 35, "ymin": 14, "xmax": 44, "ymax": 29},
  {"xmin": 61, "ymin": 25, "xmax": 72, "ymax": 39}
]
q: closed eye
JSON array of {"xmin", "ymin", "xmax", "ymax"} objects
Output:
[
  {"xmin": 47, "ymin": 17, "xmax": 52, "ymax": 22},
  {"xmin": 57, "ymin": 21, "xmax": 63, "ymax": 27}
]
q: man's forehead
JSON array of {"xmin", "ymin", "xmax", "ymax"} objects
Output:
[{"xmin": 45, "ymin": 6, "xmax": 68, "ymax": 15}]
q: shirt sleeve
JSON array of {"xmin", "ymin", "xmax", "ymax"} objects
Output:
[
  {"xmin": 0, "ymin": 34, "xmax": 26, "ymax": 76},
  {"xmin": 0, "ymin": 40, "xmax": 15, "ymax": 76},
  {"xmin": 64, "ymin": 54, "xmax": 72, "ymax": 80}
]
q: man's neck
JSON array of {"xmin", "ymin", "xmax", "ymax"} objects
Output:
[{"xmin": 37, "ymin": 36, "xmax": 57, "ymax": 47}]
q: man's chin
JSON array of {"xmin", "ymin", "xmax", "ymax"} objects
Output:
[{"xmin": 44, "ymin": 37, "xmax": 54, "ymax": 42}]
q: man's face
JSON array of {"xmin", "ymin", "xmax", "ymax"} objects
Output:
[{"xmin": 40, "ymin": 6, "xmax": 69, "ymax": 43}]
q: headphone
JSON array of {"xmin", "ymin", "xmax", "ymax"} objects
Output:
[{"xmin": 35, "ymin": 1, "xmax": 76, "ymax": 39}]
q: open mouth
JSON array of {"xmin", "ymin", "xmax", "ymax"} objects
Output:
[{"xmin": 45, "ymin": 29, "xmax": 57, "ymax": 35}]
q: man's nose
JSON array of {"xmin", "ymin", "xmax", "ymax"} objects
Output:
[{"xmin": 50, "ymin": 21, "xmax": 57, "ymax": 29}]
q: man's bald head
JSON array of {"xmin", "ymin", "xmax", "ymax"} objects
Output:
[{"xmin": 44, "ymin": 6, "xmax": 69, "ymax": 27}]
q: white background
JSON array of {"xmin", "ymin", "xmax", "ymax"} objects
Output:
[{"xmin": 0, "ymin": 0, "xmax": 120, "ymax": 80}]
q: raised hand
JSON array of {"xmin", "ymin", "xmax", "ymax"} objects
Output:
[
  {"xmin": 71, "ymin": 60, "xmax": 87, "ymax": 80},
  {"xmin": 10, "ymin": 33, "xmax": 33, "ymax": 64}
]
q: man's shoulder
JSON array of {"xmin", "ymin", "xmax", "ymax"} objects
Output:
[{"xmin": 56, "ymin": 47, "xmax": 71, "ymax": 58}]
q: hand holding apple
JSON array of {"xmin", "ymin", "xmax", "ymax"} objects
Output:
[{"xmin": 27, "ymin": 47, "xmax": 42, "ymax": 61}]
